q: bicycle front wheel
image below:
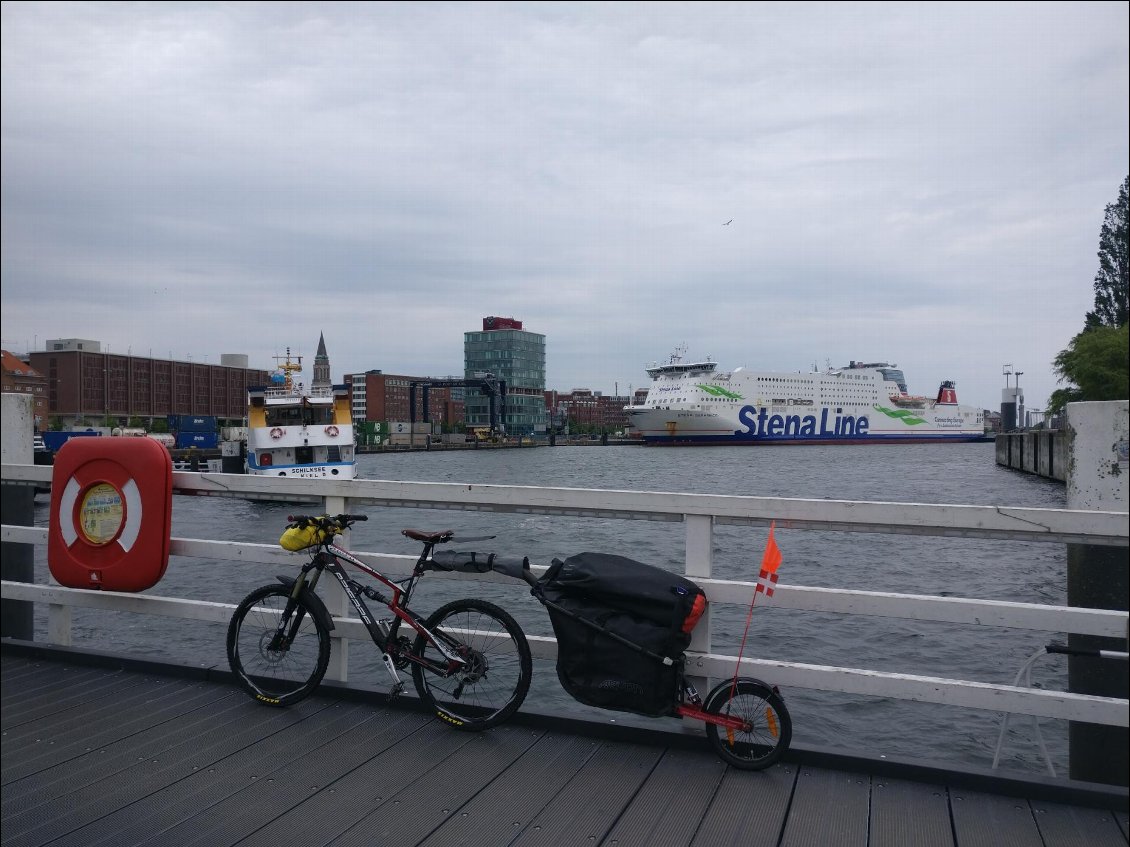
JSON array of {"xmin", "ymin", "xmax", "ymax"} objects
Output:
[
  {"xmin": 411, "ymin": 599, "xmax": 532, "ymax": 731},
  {"xmin": 227, "ymin": 584, "xmax": 331, "ymax": 707},
  {"xmin": 704, "ymin": 678, "xmax": 792, "ymax": 770}
]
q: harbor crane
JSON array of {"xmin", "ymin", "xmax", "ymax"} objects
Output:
[{"xmin": 409, "ymin": 373, "xmax": 507, "ymax": 438}]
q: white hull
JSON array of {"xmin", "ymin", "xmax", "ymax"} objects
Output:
[
  {"xmin": 625, "ymin": 357, "xmax": 986, "ymax": 445},
  {"xmin": 245, "ymin": 425, "xmax": 357, "ymax": 478}
]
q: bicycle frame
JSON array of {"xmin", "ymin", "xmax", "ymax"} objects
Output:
[{"xmin": 285, "ymin": 538, "xmax": 469, "ymax": 691}]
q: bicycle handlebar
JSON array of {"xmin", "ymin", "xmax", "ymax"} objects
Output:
[{"xmin": 286, "ymin": 514, "xmax": 369, "ymax": 530}]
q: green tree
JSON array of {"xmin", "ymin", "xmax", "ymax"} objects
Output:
[
  {"xmin": 1049, "ymin": 176, "xmax": 1130, "ymax": 414},
  {"xmin": 1086, "ymin": 175, "xmax": 1129, "ymax": 329},
  {"xmin": 1048, "ymin": 325, "xmax": 1129, "ymax": 412}
]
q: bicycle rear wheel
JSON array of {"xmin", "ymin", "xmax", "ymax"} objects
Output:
[
  {"xmin": 227, "ymin": 584, "xmax": 330, "ymax": 707},
  {"xmin": 704, "ymin": 678, "xmax": 792, "ymax": 770},
  {"xmin": 411, "ymin": 599, "xmax": 532, "ymax": 731}
]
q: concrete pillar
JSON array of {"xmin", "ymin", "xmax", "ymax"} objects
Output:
[
  {"xmin": 1065, "ymin": 400, "xmax": 1129, "ymax": 786},
  {"xmin": 1, "ymin": 393, "xmax": 35, "ymax": 639}
]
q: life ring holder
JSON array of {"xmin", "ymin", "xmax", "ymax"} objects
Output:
[
  {"xmin": 48, "ymin": 437, "xmax": 173, "ymax": 591},
  {"xmin": 270, "ymin": 427, "xmax": 285, "ymax": 439},
  {"xmin": 325, "ymin": 425, "xmax": 340, "ymax": 437}
]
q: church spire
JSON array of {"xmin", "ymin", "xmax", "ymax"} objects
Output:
[{"xmin": 312, "ymin": 332, "xmax": 331, "ymax": 389}]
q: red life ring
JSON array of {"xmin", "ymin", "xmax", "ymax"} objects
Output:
[
  {"xmin": 270, "ymin": 427, "xmax": 285, "ymax": 439},
  {"xmin": 325, "ymin": 425, "xmax": 339, "ymax": 437},
  {"xmin": 47, "ymin": 437, "xmax": 173, "ymax": 591}
]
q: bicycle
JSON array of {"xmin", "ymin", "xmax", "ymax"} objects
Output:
[
  {"xmin": 428, "ymin": 543, "xmax": 793, "ymax": 770},
  {"xmin": 226, "ymin": 514, "xmax": 532, "ymax": 731}
]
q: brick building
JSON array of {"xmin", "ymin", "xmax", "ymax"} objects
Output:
[
  {"xmin": 1, "ymin": 350, "xmax": 50, "ymax": 430},
  {"xmin": 28, "ymin": 339, "xmax": 269, "ymax": 428},
  {"xmin": 544, "ymin": 388, "xmax": 632, "ymax": 434},
  {"xmin": 346, "ymin": 371, "xmax": 464, "ymax": 429}
]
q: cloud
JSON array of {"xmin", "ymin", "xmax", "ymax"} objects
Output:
[{"xmin": 2, "ymin": 2, "xmax": 1127, "ymax": 412}]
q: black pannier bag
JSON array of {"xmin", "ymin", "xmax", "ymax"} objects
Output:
[{"xmin": 538, "ymin": 552, "xmax": 708, "ymax": 717}]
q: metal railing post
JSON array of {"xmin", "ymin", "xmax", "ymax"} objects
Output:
[
  {"xmin": 323, "ymin": 494, "xmax": 349, "ymax": 682},
  {"xmin": 685, "ymin": 514, "xmax": 714, "ymax": 699}
]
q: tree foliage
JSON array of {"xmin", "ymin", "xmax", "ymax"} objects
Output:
[
  {"xmin": 1049, "ymin": 325, "xmax": 1129, "ymax": 412},
  {"xmin": 1049, "ymin": 176, "xmax": 1130, "ymax": 414},
  {"xmin": 1086, "ymin": 175, "xmax": 1129, "ymax": 329}
]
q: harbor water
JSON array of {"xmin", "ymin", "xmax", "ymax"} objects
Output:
[{"xmin": 27, "ymin": 441, "xmax": 1074, "ymax": 777}]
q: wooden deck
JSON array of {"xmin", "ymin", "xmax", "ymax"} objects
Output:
[{"xmin": 2, "ymin": 646, "xmax": 1127, "ymax": 847}]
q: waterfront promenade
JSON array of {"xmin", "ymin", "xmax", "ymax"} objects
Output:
[{"xmin": 3, "ymin": 643, "xmax": 1127, "ymax": 847}]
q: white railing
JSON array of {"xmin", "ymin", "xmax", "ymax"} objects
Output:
[{"xmin": 2, "ymin": 461, "xmax": 1127, "ymax": 733}]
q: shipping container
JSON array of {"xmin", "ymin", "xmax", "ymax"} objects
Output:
[
  {"xmin": 42, "ymin": 431, "xmax": 102, "ymax": 452},
  {"xmin": 220, "ymin": 426, "xmax": 248, "ymax": 441},
  {"xmin": 388, "ymin": 421, "xmax": 410, "ymax": 435},
  {"xmin": 176, "ymin": 431, "xmax": 219, "ymax": 449},
  {"xmin": 168, "ymin": 414, "xmax": 218, "ymax": 432},
  {"xmin": 146, "ymin": 433, "xmax": 177, "ymax": 448}
]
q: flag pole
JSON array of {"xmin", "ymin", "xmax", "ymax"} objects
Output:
[{"xmin": 729, "ymin": 521, "xmax": 782, "ymax": 695}]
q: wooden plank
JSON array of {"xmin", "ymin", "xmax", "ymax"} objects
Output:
[
  {"xmin": 118, "ymin": 704, "xmax": 436, "ymax": 847},
  {"xmin": 327, "ymin": 724, "xmax": 547, "ymax": 847},
  {"xmin": 2, "ymin": 673, "xmax": 232, "ymax": 787},
  {"xmin": 44, "ymin": 700, "xmax": 414, "ymax": 847},
  {"xmin": 691, "ymin": 763, "xmax": 797, "ymax": 847},
  {"xmin": 509, "ymin": 741, "xmax": 665, "ymax": 846},
  {"xmin": 1, "ymin": 685, "xmax": 330, "ymax": 847},
  {"xmin": 779, "ymin": 767, "xmax": 870, "ymax": 847},
  {"xmin": 869, "ymin": 778, "xmax": 954, "ymax": 847},
  {"xmin": 1030, "ymin": 801, "xmax": 1130, "ymax": 847},
  {"xmin": 228, "ymin": 714, "xmax": 484, "ymax": 847},
  {"xmin": 602, "ymin": 748, "xmax": 727, "ymax": 847},
  {"xmin": 420, "ymin": 732, "xmax": 599, "ymax": 847},
  {"xmin": 949, "ymin": 790, "xmax": 1042, "ymax": 847}
]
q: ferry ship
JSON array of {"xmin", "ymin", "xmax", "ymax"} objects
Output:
[
  {"xmin": 625, "ymin": 351, "xmax": 986, "ymax": 445},
  {"xmin": 245, "ymin": 350, "xmax": 357, "ymax": 478}
]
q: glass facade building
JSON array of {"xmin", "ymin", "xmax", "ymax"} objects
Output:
[{"xmin": 464, "ymin": 317, "xmax": 546, "ymax": 436}]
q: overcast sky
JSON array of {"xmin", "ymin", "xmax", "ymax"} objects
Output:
[{"xmin": 2, "ymin": 2, "xmax": 1127, "ymax": 412}]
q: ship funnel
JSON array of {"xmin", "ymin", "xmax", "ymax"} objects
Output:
[{"xmin": 936, "ymin": 380, "xmax": 958, "ymax": 404}]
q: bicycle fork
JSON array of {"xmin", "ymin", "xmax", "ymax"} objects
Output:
[{"xmin": 269, "ymin": 571, "xmax": 316, "ymax": 652}]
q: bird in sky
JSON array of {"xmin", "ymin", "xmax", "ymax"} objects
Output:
[{"xmin": 723, "ymin": 220, "xmax": 733, "ymax": 225}]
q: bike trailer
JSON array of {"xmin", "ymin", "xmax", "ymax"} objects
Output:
[{"xmin": 537, "ymin": 552, "xmax": 708, "ymax": 717}]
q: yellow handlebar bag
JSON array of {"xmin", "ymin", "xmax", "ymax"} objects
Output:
[{"xmin": 279, "ymin": 523, "xmax": 328, "ymax": 551}]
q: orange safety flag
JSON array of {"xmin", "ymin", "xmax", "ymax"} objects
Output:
[
  {"xmin": 755, "ymin": 521, "xmax": 782, "ymax": 597},
  {"xmin": 729, "ymin": 521, "xmax": 784, "ymax": 694}
]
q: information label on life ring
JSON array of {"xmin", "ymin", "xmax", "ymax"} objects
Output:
[
  {"xmin": 79, "ymin": 483, "xmax": 124, "ymax": 545},
  {"xmin": 48, "ymin": 437, "xmax": 173, "ymax": 591}
]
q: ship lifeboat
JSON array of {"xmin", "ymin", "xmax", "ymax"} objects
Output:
[{"xmin": 890, "ymin": 394, "xmax": 927, "ymax": 408}]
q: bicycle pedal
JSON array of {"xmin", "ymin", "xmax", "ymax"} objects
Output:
[{"xmin": 387, "ymin": 682, "xmax": 405, "ymax": 701}]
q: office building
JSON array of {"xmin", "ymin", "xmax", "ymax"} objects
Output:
[{"xmin": 464, "ymin": 316, "xmax": 546, "ymax": 436}]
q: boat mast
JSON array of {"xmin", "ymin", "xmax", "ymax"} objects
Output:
[{"xmin": 274, "ymin": 348, "xmax": 303, "ymax": 391}]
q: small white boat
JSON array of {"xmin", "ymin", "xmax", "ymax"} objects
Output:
[{"xmin": 245, "ymin": 349, "xmax": 356, "ymax": 478}]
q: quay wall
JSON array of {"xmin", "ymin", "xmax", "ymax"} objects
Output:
[{"xmin": 996, "ymin": 430, "xmax": 1067, "ymax": 482}]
